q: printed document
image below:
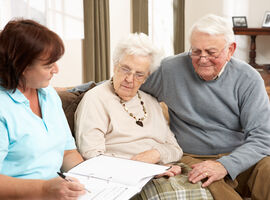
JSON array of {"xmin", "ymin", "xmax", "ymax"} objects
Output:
[{"xmin": 65, "ymin": 155, "xmax": 169, "ymax": 200}]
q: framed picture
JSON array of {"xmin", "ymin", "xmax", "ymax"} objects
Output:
[
  {"xmin": 232, "ymin": 16, "xmax": 248, "ymax": 28},
  {"xmin": 262, "ymin": 11, "xmax": 270, "ymax": 28}
]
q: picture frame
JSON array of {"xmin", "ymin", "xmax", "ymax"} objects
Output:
[
  {"xmin": 232, "ymin": 16, "xmax": 248, "ymax": 28},
  {"xmin": 262, "ymin": 11, "xmax": 270, "ymax": 28}
]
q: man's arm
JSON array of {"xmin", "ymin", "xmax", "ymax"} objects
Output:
[
  {"xmin": 217, "ymin": 77, "xmax": 270, "ymax": 180},
  {"xmin": 189, "ymin": 76, "xmax": 270, "ymax": 186},
  {"xmin": 141, "ymin": 64, "xmax": 164, "ymax": 101}
]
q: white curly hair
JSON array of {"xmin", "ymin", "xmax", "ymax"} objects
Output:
[{"xmin": 112, "ymin": 32, "xmax": 163, "ymax": 74}]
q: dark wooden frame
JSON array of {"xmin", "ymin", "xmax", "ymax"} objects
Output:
[
  {"xmin": 233, "ymin": 27, "xmax": 270, "ymax": 69},
  {"xmin": 262, "ymin": 11, "xmax": 270, "ymax": 28},
  {"xmin": 232, "ymin": 16, "xmax": 248, "ymax": 28}
]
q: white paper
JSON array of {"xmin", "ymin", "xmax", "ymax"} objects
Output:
[{"xmin": 66, "ymin": 155, "xmax": 169, "ymax": 200}]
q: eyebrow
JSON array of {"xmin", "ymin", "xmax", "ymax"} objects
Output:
[
  {"xmin": 191, "ymin": 47, "xmax": 219, "ymax": 51},
  {"xmin": 120, "ymin": 64, "xmax": 145, "ymax": 74}
]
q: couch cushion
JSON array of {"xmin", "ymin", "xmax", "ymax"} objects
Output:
[{"xmin": 57, "ymin": 83, "xmax": 96, "ymax": 137}]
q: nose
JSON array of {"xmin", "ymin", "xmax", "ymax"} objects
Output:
[
  {"xmin": 199, "ymin": 56, "xmax": 209, "ymax": 62},
  {"xmin": 125, "ymin": 73, "xmax": 134, "ymax": 82},
  {"xmin": 198, "ymin": 51, "xmax": 209, "ymax": 62},
  {"xmin": 52, "ymin": 63, "xmax": 59, "ymax": 74}
]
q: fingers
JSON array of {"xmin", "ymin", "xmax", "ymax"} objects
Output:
[
  {"xmin": 67, "ymin": 181, "xmax": 85, "ymax": 191},
  {"xmin": 189, "ymin": 170, "xmax": 208, "ymax": 184},
  {"xmin": 169, "ymin": 165, "xmax": 181, "ymax": 175},
  {"xmin": 58, "ymin": 178, "xmax": 86, "ymax": 198},
  {"xmin": 155, "ymin": 165, "xmax": 181, "ymax": 178},
  {"xmin": 202, "ymin": 176, "xmax": 215, "ymax": 187},
  {"xmin": 58, "ymin": 182, "xmax": 85, "ymax": 200},
  {"xmin": 188, "ymin": 160, "xmax": 228, "ymax": 187},
  {"xmin": 188, "ymin": 165, "xmax": 207, "ymax": 182},
  {"xmin": 155, "ymin": 171, "xmax": 174, "ymax": 178}
]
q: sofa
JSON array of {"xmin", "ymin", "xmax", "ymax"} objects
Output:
[
  {"xmin": 55, "ymin": 81, "xmax": 270, "ymax": 136},
  {"xmin": 56, "ymin": 82, "xmax": 269, "ymax": 200},
  {"xmin": 56, "ymin": 82, "xmax": 270, "ymax": 136}
]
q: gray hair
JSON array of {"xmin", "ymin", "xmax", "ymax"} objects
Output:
[
  {"xmin": 189, "ymin": 14, "xmax": 235, "ymax": 45},
  {"xmin": 112, "ymin": 32, "xmax": 163, "ymax": 74}
]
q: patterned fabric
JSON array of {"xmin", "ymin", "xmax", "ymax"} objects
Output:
[{"xmin": 132, "ymin": 163, "xmax": 213, "ymax": 200}]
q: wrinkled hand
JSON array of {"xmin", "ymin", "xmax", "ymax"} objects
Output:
[
  {"xmin": 131, "ymin": 149, "xmax": 160, "ymax": 164},
  {"xmin": 155, "ymin": 164, "xmax": 181, "ymax": 178},
  {"xmin": 188, "ymin": 160, "xmax": 228, "ymax": 187},
  {"xmin": 42, "ymin": 177, "xmax": 86, "ymax": 200}
]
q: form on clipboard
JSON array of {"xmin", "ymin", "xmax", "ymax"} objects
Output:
[{"xmin": 65, "ymin": 155, "xmax": 170, "ymax": 200}]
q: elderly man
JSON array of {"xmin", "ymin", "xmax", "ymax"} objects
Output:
[{"xmin": 141, "ymin": 14, "xmax": 270, "ymax": 200}]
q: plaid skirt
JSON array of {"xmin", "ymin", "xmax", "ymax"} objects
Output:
[{"xmin": 131, "ymin": 163, "xmax": 213, "ymax": 200}]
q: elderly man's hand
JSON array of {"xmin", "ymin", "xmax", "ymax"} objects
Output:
[{"xmin": 188, "ymin": 160, "xmax": 228, "ymax": 187}]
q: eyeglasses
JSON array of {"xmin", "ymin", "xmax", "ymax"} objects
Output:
[
  {"xmin": 189, "ymin": 47, "xmax": 227, "ymax": 60},
  {"xmin": 118, "ymin": 65, "xmax": 146, "ymax": 81}
]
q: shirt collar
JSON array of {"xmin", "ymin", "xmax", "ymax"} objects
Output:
[
  {"xmin": 217, "ymin": 61, "xmax": 228, "ymax": 78},
  {"xmin": 6, "ymin": 87, "xmax": 49, "ymax": 104}
]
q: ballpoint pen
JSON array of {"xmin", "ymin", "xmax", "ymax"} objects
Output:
[{"xmin": 57, "ymin": 172, "xmax": 91, "ymax": 193}]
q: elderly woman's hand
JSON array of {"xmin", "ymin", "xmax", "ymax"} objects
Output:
[
  {"xmin": 131, "ymin": 149, "xmax": 161, "ymax": 164},
  {"xmin": 155, "ymin": 164, "xmax": 181, "ymax": 178}
]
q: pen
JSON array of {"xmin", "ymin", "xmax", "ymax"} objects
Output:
[
  {"xmin": 166, "ymin": 165, "xmax": 172, "ymax": 170},
  {"xmin": 57, "ymin": 172, "xmax": 91, "ymax": 193}
]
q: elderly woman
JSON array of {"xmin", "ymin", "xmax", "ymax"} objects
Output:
[
  {"xmin": 75, "ymin": 33, "xmax": 182, "ymax": 167},
  {"xmin": 75, "ymin": 33, "xmax": 213, "ymax": 199},
  {"xmin": 0, "ymin": 19, "xmax": 85, "ymax": 199}
]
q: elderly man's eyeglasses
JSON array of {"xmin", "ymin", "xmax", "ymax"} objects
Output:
[
  {"xmin": 189, "ymin": 47, "xmax": 226, "ymax": 60},
  {"xmin": 118, "ymin": 65, "xmax": 146, "ymax": 81}
]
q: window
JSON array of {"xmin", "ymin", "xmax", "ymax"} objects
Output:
[
  {"xmin": 148, "ymin": 0, "xmax": 174, "ymax": 57},
  {"xmin": 0, "ymin": 0, "xmax": 84, "ymax": 39}
]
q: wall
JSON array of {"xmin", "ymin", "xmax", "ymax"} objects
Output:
[
  {"xmin": 50, "ymin": 39, "xmax": 83, "ymax": 87},
  {"xmin": 185, "ymin": 0, "xmax": 270, "ymax": 65},
  {"xmin": 109, "ymin": 0, "xmax": 131, "ymax": 75}
]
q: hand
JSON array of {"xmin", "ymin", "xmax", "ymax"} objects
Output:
[
  {"xmin": 155, "ymin": 164, "xmax": 181, "ymax": 178},
  {"xmin": 131, "ymin": 149, "xmax": 161, "ymax": 164},
  {"xmin": 42, "ymin": 177, "xmax": 86, "ymax": 200},
  {"xmin": 188, "ymin": 160, "xmax": 228, "ymax": 187}
]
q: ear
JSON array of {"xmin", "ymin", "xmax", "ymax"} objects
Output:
[
  {"xmin": 22, "ymin": 66, "xmax": 29, "ymax": 75},
  {"xmin": 113, "ymin": 65, "xmax": 117, "ymax": 74},
  {"xmin": 143, "ymin": 71, "xmax": 151, "ymax": 84},
  {"xmin": 226, "ymin": 42, "xmax": 236, "ymax": 61}
]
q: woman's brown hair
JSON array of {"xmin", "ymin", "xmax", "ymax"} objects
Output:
[{"xmin": 0, "ymin": 18, "xmax": 64, "ymax": 90}]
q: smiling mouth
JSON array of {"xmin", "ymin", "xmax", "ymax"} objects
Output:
[{"xmin": 198, "ymin": 65, "xmax": 214, "ymax": 69}]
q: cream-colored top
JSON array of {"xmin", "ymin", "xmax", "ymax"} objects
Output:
[{"xmin": 74, "ymin": 80, "xmax": 183, "ymax": 164}]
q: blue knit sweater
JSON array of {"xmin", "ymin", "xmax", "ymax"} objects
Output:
[{"xmin": 141, "ymin": 53, "xmax": 270, "ymax": 180}]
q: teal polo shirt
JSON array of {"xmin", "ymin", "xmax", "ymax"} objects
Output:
[{"xmin": 0, "ymin": 86, "xmax": 76, "ymax": 180}]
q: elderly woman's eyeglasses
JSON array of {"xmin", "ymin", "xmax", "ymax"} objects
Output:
[
  {"xmin": 189, "ymin": 47, "xmax": 227, "ymax": 60},
  {"xmin": 118, "ymin": 66, "xmax": 146, "ymax": 81}
]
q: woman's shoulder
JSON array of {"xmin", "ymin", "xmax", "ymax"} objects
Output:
[
  {"xmin": 80, "ymin": 80, "xmax": 113, "ymax": 104},
  {"xmin": 0, "ymin": 89, "xmax": 11, "ymax": 113},
  {"xmin": 139, "ymin": 90, "xmax": 169, "ymax": 122},
  {"xmin": 139, "ymin": 90, "xmax": 160, "ymax": 105},
  {"xmin": 40, "ymin": 86, "xmax": 61, "ymax": 101}
]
